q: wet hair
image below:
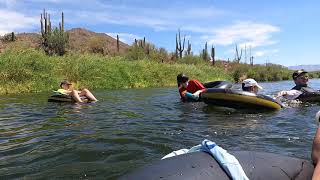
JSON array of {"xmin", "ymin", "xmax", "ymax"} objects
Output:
[{"xmin": 177, "ymin": 73, "xmax": 189, "ymax": 87}]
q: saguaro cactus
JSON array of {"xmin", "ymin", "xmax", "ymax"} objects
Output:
[
  {"xmin": 117, "ymin": 34, "xmax": 120, "ymax": 52},
  {"xmin": 250, "ymin": 56, "xmax": 254, "ymax": 66},
  {"xmin": 211, "ymin": 45, "xmax": 215, "ymax": 66},
  {"xmin": 134, "ymin": 39, "xmax": 138, "ymax": 47},
  {"xmin": 202, "ymin": 42, "xmax": 209, "ymax": 61},
  {"xmin": 11, "ymin": 32, "xmax": 15, "ymax": 41},
  {"xmin": 176, "ymin": 29, "xmax": 185, "ymax": 59},
  {"xmin": 186, "ymin": 40, "xmax": 192, "ymax": 56},
  {"xmin": 235, "ymin": 44, "xmax": 242, "ymax": 63},
  {"xmin": 40, "ymin": 9, "xmax": 68, "ymax": 55}
]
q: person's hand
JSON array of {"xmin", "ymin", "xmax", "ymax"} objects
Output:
[
  {"xmin": 193, "ymin": 90, "xmax": 203, "ymax": 100},
  {"xmin": 277, "ymin": 91, "xmax": 287, "ymax": 98}
]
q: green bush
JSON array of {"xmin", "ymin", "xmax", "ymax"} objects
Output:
[{"xmin": 0, "ymin": 49, "xmax": 58, "ymax": 94}]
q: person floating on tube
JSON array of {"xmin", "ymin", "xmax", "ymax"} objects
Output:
[{"xmin": 241, "ymin": 78, "xmax": 263, "ymax": 94}]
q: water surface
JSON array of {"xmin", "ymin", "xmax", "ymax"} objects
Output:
[{"xmin": 0, "ymin": 79, "xmax": 320, "ymax": 179}]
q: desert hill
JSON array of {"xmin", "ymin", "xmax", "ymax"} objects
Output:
[{"xmin": 0, "ymin": 28, "xmax": 130, "ymax": 54}]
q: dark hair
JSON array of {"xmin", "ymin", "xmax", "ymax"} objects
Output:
[
  {"xmin": 242, "ymin": 83, "xmax": 252, "ymax": 91},
  {"xmin": 177, "ymin": 73, "xmax": 189, "ymax": 87}
]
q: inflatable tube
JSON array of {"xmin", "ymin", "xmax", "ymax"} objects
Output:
[
  {"xmin": 120, "ymin": 151, "xmax": 314, "ymax": 180},
  {"xmin": 181, "ymin": 81, "xmax": 232, "ymax": 102},
  {"xmin": 48, "ymin": 94, "xmax": 88, "ymax": 103},
  {"xmin": 203, "ymin": 81, "xmax": 233, "ymax": 89},
  {"xmin": 201, "ymin": 88, "xmax": 282, "ymax": 110},
  {"xmin": 297, "ymin": 92, "xmax": 320, "ymax": 102}
]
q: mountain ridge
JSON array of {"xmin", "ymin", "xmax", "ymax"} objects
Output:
[{"xmin": 288, "ymin": 64, "xmax": 320, "ymax": 72}]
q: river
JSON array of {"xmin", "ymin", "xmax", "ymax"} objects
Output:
[{"xmin": 0, "ymin": 79, "xmax": 320, "ymax": 179}]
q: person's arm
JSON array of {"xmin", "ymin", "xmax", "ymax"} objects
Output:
[
  {"xmin": 312, "ymin": 111, "xmax": 320, "ymax": 179},
  {"xmin": 312, "ymin": 128, "xmax": 320, "ymax": 165},
  {"xmin": 180, "ymin": 90, "xmax": 204, "ymax": 101},
  {"xmin": 276, "ymin": 90, "xmax": 302, "ymax": 100}
]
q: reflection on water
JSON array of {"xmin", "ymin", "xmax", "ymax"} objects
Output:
[{"xmin": 0, "ymin": 79, "xmax": 319, "ymax": 179}]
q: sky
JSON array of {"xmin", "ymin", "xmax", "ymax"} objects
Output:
[{"xmin": 0, "ymin": 0, "xmax": 319, "ymax": 66}]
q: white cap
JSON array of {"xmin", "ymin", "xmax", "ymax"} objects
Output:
[{"xmin": 242, "ymin": 78, "xmax": 263, "ymax": 89}]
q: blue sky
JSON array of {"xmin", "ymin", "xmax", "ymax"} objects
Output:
[{"xmin": 0, "ymin": 0, "xmax": 319, "ymax": 66}]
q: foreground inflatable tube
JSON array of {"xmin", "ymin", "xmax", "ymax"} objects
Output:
[
  {"xmin": 120, "ymin": 151, "xmax": 314, "ymax": 180},
  {"xmin": 201, "ymin": 88, "xmax": 282, "ymax": 110},
  {"xmin": 48, "ymin": 94, "xmax": 88, "ymax": 103}
]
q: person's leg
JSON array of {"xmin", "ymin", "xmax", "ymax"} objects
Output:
[
  {"xmin": 79, "ymin": 89, "xmax": 98, "ymax": 101},
  {"xmin": 312, "ymin": 111, "xmax": 320, "ymax": 179},
  {"xmin": 313, "ymin": 112, "xmax": 320, "ymax": 163},
  {"xmin": 312, "ymin": 162, "xmax": 320, "ymax": 180},
  {"xmin": 71, "ymin": 90, "xmax": 83, "ymax": 103},
  {"xmin": 312, "ymin": 128, "xmax": 320, "ymax": 164}
]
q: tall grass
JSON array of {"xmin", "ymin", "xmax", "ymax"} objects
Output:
[
  {"xmin": 0, "ymin": 49, "xmax": 59, "ymax": 94},
  {"xmin": 0, "ymin": 49, "xmax": 231, "ymax": 94},
  {"xmin": 1, "ymin": 45, "xmax": 309, "ymax": 95}
]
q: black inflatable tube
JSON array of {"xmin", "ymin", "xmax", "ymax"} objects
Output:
[
  {"xmin": 203, "ymin": 81, "xmax": 233, "ymax": 89},
  {"xmin": 297, "ymin": 92, "xmax": 320, "ymax": 102},
  {"xmin": 120, "ymin": 151, "xmax": 314, "ymax": 180},
  {"xmin": 48, "ymin": 94, "xmax": 88, "ymax": 102}
]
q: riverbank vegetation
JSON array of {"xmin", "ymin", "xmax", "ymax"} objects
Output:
[
  {"xmin": 1, "ymin": 9, "xmax": 319, "ymax": 95},
  {"xmin": 0, "ymin": 49, "xmax": 231, "ymax": 94}
]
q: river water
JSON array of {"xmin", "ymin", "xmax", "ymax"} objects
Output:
[{"xmin": 0, "ymin": 79, "xmax": 320, "ymax": 179}]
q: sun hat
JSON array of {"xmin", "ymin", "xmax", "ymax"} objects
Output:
[
  {"xmin": 60, "ymin": 80, "xmax": 72, "ymax": 87},
  {"xmin": 242, "ymin": 78, "xmax": 263, "ymax": 89}
]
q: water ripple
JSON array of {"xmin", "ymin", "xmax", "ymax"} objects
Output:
[{"xmin": 0, "ymin": 80, "xmax": 319, "ymax": 179}]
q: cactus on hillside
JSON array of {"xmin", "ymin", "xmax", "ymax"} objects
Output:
[
  {"xmin": 135, "ymin": 37, "xmax": 150, "ymax": 55},
  {"xmin": 202, "ymin": 42, "xmax": 209, "ymax": 61},
  {"xmin": 235, "ymin": 44, "xmax": 242, "ymax": 63},
  {"xmin": 211, "ymin": 45, "xmax": 215, "ymax": 66},
  {"xmin": 117, "ymin": 34, "xmax": 120, "ymax": 52},
  {"xmin": 1, "ymin": 32, "xmax": 16, "ymax": 42},
  {"xmin": 250, "ymin": 56, "xmax": 254, "ymax": 66},
  {"xmin": 186, "ymin": 40, "xmax": 192, "ymax": 56},
  {"xmin": 176, "ymin": 29, "xmax": 185, "ymax": 59},
  {"xmin": 11, "ymin": 32, "xmax": 15, "ymax": 42},
  {"xmin": 40, "ymin": 9, "xmax": 68, "ymax": 56}
]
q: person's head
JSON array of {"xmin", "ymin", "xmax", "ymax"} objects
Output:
[
  {"xmin": 60, "ymin": 80, "xmax": 72, "ymax": 90},
  {"xmin": 292, "ymin": 70, "xmax": 308, "ymax": 86},
  {"xmin": 177, "ymin": 73, "xmax": 189, "ymax": 88},
  {"xmin": 242, "ymin": 78, "xmax": 262, "ymax": 94}
]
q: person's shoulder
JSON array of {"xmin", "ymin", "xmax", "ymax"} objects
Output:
[
  {"xmin": 189, "ymin": 79, "xmax": 203, "ymax": 85},
  {"xmin": 190, "ymin": 79, "xmax": 200, "ymax": 82},
  {"xmin": 291, "ymin": 85, "xmax": 300, "ymax": 90}
]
